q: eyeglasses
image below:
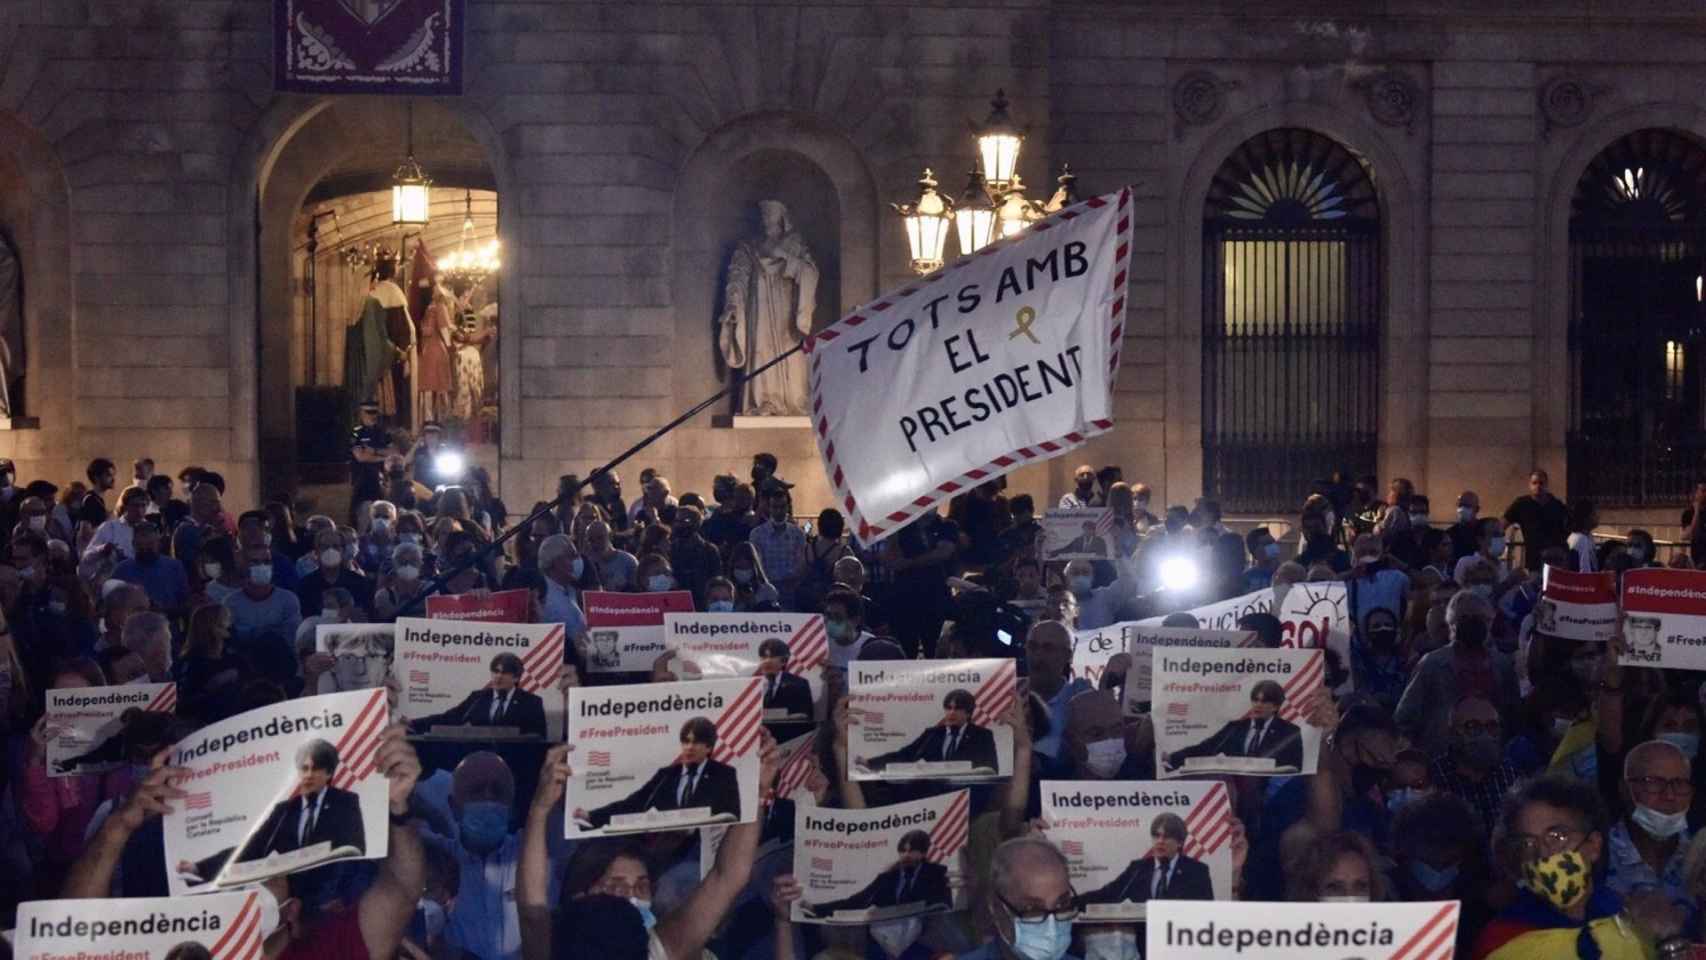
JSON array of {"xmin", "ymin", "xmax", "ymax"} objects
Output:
[
  {"xmin": 1629, "ymin": 776, "xmax": 1695, "ymax": 797},
  {"xmin": 1506, "ymin": 825, "xmax": 1585, "ymax": 860},
  {"xmin": 998, "ymin": 889, "xmax": 1080, "ymax": 924}
]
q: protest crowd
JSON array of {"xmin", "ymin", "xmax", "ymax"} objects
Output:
[{"xmin": 8, "ymin": 444, "xmax": 1706, "ymax": 960}]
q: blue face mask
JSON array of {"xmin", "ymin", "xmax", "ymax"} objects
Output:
[
  {"xmin": 1408, "ymin": 859, "xmax": 1460, "ymax": 892},
  {"xmin": 1659, "ymin": 731, "xmax": 1701, "ymax": 761},
  {"xmin": 458, "ymin": 801, "xmax": 510, "ymax": 855},
  {"xmin": 629, "ymin": 898, "xmax": 656, "ymax": 931},
  {"xmin": 1386, "ymin": 787, "xmax": 1424, "ymax": 815},
  {"xmin": 1011, "ymin": 915, "xmax": 1073, "ymax": 960}
]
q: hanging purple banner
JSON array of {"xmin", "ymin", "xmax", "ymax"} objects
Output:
[{"xmin": 275, "ymin": 0, "xmax": 464, "ymax": 95}]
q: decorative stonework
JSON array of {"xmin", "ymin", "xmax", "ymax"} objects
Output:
[
  {"xmin": 1540, "ymin": 75, "xmax": 1593, "ymax": 131},
  {"xmin": 1364, "ymin": 70, "xmax": 1421, "ymax": 130},
  {"xmin": 1173, "ymin": 71, "xmax": 1233, "ymax": 136}
]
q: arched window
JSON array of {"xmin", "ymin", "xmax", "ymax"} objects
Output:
[
  {"xmin": 1202, "ymin": 129, "xmax": 1381, "ymax": 513},
  {"xmin": 1568, "ymin": 129, "xmax": 1706, "ymax": 505}
]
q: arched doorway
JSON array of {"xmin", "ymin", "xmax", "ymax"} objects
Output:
[
  {"xmin": 254, "ymin": 98, "xmax": 506, "ymax": 514},
  {"xmin": 1201, "ymin": 128, "xmax": 1382, "ymax": 513},
  {"xmin": 1567, "ymin": 129, "xmax": 1706, "ymax": 506}
]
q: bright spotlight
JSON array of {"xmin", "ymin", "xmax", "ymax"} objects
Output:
[
  {"xmin": 434, "ymin": 450, "xmax": 466, "ymax": 481},
  {"xmin": 1158, "ymin": 555, "xmax": 1201, "ymax": 592}
]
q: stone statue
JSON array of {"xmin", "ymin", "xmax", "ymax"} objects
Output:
[{"xmin": 718, "ymin": 200, "xmax": 819, "ymax": 416}]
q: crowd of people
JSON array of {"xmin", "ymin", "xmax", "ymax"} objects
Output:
[{"xmin": 5, "ymin": 442, "xmax": 1706, "ymax": 960}]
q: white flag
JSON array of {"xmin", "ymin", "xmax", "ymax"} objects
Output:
[{"xmin": 806, "ymin": 189, "xmax": 1133, "ymax": 543}]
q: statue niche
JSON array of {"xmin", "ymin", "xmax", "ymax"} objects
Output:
[{"xmin": 717, "ymin": 200, "xmax": 819, "ymax": 417}]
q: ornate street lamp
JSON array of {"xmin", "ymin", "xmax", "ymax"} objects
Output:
[
  {"xmin": 954, "ymin": 170, "xmax": 999, "ymax": 256},
  {"xmin": 894, "ymin": 91, "xmax": 1077, "ymax": 274},
  {"xmin": 893, "ymin": 169, "xmax": 953, "ymax": 276},
  {"xmin": 974, "ymin": 89, "xmax": 1024, "ymax": 194},
  {"xmin": 995, "ymin": 174, "xmax": 1042, "ymax": 239}
]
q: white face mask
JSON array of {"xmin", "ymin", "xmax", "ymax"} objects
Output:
[
  {"xmin": 321, "ymin": 605, "xmax": 340, "ymax": 620},
  {"xmin": 1320, "ymin": 895, "xmax": 1370, "ymax": 903},
  {"xmin": 371, "ymin": 517, "xmax": 391, "ymax": 533},
  {"xmin": 395, "ymin": 564, "xmax": 421, "ymax": 581},
  {"xmin": 249, "ymin": 564, "xmax": 273, "ymax": 586},
  {"xmin": 1632, "ymin": 803, "xmax": 1690, "ymax": 839},
  {"xmin": 320, "ymin": 548, "xmax": 342, "ymax": 568},
  {"xmin": 1409, "ymin": 512, "xmax": 1429, "ymax": 527},
  {"xmin": 733, "ymin": 569, "xmax": 754, "ymax": 584},
  {"xmin": 1489, "ymin": 536, "xmax": 1507, "ymax": 556},
  {"xmin": 1457, "ymin": 506, "xmax": 1476, "ymax": 523},
  {"xmin": 870, "ymin": 916, "xmax": 924, "ymax": 959},
  {"xmin": 708, "ymin": 600, "xmax": 735, "ymax": 613},
  {"xmin": 417, "ymin": 898, "xmax": 447, "ymax": 941},
  {"xmin": 1083, "ymin": 737, "xmax": 1128, "ymax": 778},
  {"xmin": 27, "ymin": 515, "xmax": 45, "ymax": 531},
  {"xmin": 571, "ymin": 556, "xmax": 585, "ymax": 579},
  {"xmin": 647, "ymin": 574, "xmax": 674, "ymax": 592},
  {"xmin": 203, "ymin": 561, "xmax": 221, "ymax": 579},
  {"xmin": 1081, "ymin": 927, "xmax": 1140, "ymax": 960},
  {"xmin": 1069, "ymin": 575, "xmax": 1093, "ymax": 595},
  {"xmin": 401, "ymin": 532, "xmax": 423, "ymax": 545}
]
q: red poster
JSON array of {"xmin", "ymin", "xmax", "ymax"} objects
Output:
[
  {"xmin": 426, "ymin": 588, "xmax": 531, "ymax": 623},
  {"xmin": 1538, "ymin": 565, "xmax": 1617, "ymax": 642},
  {"xmin": 583, "ymin": 590, "xmax": 696, "ymax": 672}
]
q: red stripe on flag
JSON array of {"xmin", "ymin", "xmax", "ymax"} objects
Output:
[
  {"xmin": 209, "ymin": 896, "xmax": 257, "ymax": 959},
  {"xmin": 971, "ymin": 660, "xmax": 1018, "ymax": 727},
  {"xmin": 1278, "ymin": 653, "xmax": 1325, "ymax": 722},
  {"xmin": 332, "ymin": 698, "xmax": 390, "ymax": 789},
  {"xmin": 1388, "ymin": 903, "xmax": 1460, "ymax": 960},
  {"xmin": 332, "ymin": 690, "xmax": 387, "ymax": 757},
  {"xmin": 147, "ymin": 685, "xmax": 176, "ymax": 711},
  {"xmin": 787, "ymin": 619, "xmax": 828, "ymax": 671},
  {"xmin": 522, "ymin": 626, "xmax": 566, "ymax": 670},
  {"xmin": 711, "ymin": 680, "xmax": 765, "ymax": 762},
  {"xmin": 927, "ymin": 793, "xmax": 971, "ymax": 862},
  {"xmin": 927, "ymin": 792, "xmax": 970, "ymax": 856},
  {"xmin": 1183, "ymin": 784, "xmax": 1229, "ymax": 833}
]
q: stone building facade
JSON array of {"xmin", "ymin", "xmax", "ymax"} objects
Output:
[{"xmin": 0, "ymin": 0, "xmax": 1703, "ymax": 524}]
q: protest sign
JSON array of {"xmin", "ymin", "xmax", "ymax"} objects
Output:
[
  {"xmin": 792, "ymin": 789, "xmax": 970, "ymax": 925},
  {"xmin": 700, "ymin": 729, "xmax": 822, "ymax": 879},
  {"xmin": 665, "ymin": 612, "xmax": 828, "ymax": 724},
  {"xmin": 1153, "ymin": 647, "xmax": 1324, "ymax": 778},
  {"xmin": 45, "ymin": 682, "xmax": 176, "ymax": 777},
  {"xmin": 583, "ymin": 590, "xmax": 696, "ymax": 673},
  {"xmin": 163, "ymin": 689, "xmax": 391, "ymax": 895},
  {"xmin": 311, "ymin": 622, "xmax": 396, "ymax": 697},
  {"xmin": 1537, "ymin": 565, "xmax": 1618, "ymax": 642},
  {"xmin": 1041, "ymin": 780, "xmax": 1235, "ymax": 921},
  {"xmin": 1147, "ymin": 898, "xmax": 1461, "ymax": 960},
  {"xmin": 16, "ymin": 891, "xmax": 264, "ymax": 960},
  {"xmin": 426, "ymin": 588, "xmax": 531, "ymax": 623},
  {"xmin": 1136, "ymin": 587, "xmax": 1272, "ymax": 632},
  {"xmin": 1039, "ymin": 508, "xmax": 1115, "ymax": 561},
  {"xmin": 1069, "ymin": 620, "xmax": 1132, "ymax": 690},
  {"xmin": 565, "ymin": 677, "xmax": 762, "ymax": 837},
  {"xmin": 1621, "ymin": 567, "xmax": 1706, "ymax": 669},
  {"xmin": 807, "ymin": 189, "xmax": 1133, "ymax": 545},
  {"xmin": 1077, "ymin": 624, "xmax": 1256, "ymax": 711},
  {"xmin": 396, "ymin": 617, "xmax": 565, "ymax": 740},
  {"xmin": 848, "ymin": 658, "xmax": 1016, "ymax": 782}
]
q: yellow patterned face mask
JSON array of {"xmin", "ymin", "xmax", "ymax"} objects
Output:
[{"xmin": 1521, "ymin": 850, "xmax": 1591, "ymax": 911}]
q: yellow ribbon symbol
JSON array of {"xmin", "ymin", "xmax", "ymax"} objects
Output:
[{"xmin": 1010, "ymin": 306, "xmax": 1040, "ymax": 344}]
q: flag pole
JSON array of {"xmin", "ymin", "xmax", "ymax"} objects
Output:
[{"xmin": 394, "ymin": 342, "xmax": 810, "ymax": 618}]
